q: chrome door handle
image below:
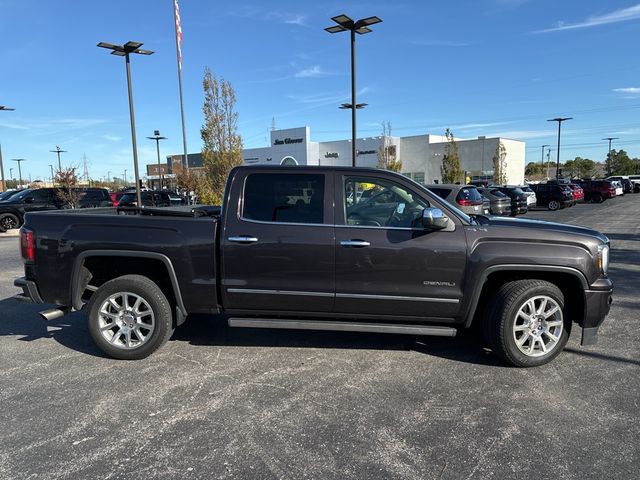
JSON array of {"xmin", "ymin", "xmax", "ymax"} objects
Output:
[
  {"xmin": 228, "ymin": 236, "xmax": 259, "ymax": 243},
  {"xmin": 340, "ymin": 240, "xmax": 371, "ymax": 248}
]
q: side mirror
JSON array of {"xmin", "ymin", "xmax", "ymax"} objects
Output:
[{"xmin": 422, "ymin": 208, "xmax": 449, "ymax": 230}]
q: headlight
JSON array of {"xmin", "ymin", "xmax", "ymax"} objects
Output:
[{"xmin": 597, "ymin": 244, "xmax": 609, "ymax": 275}]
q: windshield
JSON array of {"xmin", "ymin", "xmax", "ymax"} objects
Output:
[{"xmin": 7, "ymin": 189, "xmax": 32, "ymax": 201}]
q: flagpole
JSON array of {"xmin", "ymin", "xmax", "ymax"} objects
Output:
[{"xmin": 173, "ymin": 0, "xmax": 189, "ymax": 172}]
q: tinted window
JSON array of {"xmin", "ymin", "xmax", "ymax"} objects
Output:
[
  {"xmin": 488, "ymin": 189, "xmax": 508, "ymax": 198},
  {"xmin": 427, "ymin": 188, "xmax": 451, "ymax": 200},
  {"xmin": 456, "ymin": 187, "xmax": 482, "ymax": 202},
  {"xmin": 78, "ymin": 189, "xmax": 108, "ymax": 200},
  {"xmin": 30, "ymin": 189, "xmax": 53, "ymax": 202},
  {"xmin": 243, "ymin": 173, "xmax": 325, "ymax": 224},
  {"xmin": 345, "ymin": 177, "xmax": 429, "ymax": 228}
]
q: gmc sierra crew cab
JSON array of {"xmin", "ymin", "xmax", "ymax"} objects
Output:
[{"xmin": 14, "ymin": 166, "xmax": 613, "ymax": 367}]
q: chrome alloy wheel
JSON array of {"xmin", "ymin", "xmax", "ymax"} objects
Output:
[
  {"xmin": 512, "ymin": 295, "xmax": 563, "ymax": 357},
  {"xmin": 97, "ymin": 292, "xmax": 155, "ymax": 349}
]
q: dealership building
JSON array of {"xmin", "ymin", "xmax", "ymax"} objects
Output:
[{"xmin": 160, "ymin": 126, "xmax": 526, "ymax": 186}]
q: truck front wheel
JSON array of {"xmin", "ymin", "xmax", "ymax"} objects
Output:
[
  {"xmin": 87, "ymin": 274, "xmax": 175, "ymax": 360},
  {"xmin": 483, "ymin": 280, "xmax": 569, "ymax": 367}
]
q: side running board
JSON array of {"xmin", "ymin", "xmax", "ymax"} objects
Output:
[{"xmin": 228, "ymin": 318, "xmax": 457, "ymax": 337}]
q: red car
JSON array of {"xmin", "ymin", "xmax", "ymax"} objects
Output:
[
  {"xmin": 109, "ymin": 192, "xmax": 128, "ymax": 207},
  {"xmin": 567, "ymin": 183, "xmax": 584, "ymax": 202}
]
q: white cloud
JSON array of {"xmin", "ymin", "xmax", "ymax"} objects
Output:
[
  {"xmin": 102, "ymin": 134, "xmax": 122, "ymax": 142},
  {"xmin": 284, "ymin": 14, "xmax": 307, "ymax": 26},
  {"xmin": 612, "ymin": 87, "xmax": 640, "ymax": 94},
  {"xmin": 451, "ymin": 121, "xmax": 513, "ymax": 130},
  {"xmin": 535, "ymin": 4, "xmax": 640, "ymax": 33},
  {"xmin": 487, "ymin": 130, "xmax": 554, "ymax": 140},
  {"xmin": 294, "ymin": 66, "xmax": 329, "ymax": 78},
  {"xmin": 411, "ymin": 39, "xmax": 471, "ymax": 47}
]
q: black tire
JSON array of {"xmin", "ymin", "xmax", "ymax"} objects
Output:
[
  {"xmin": 0, "ymin": 213, "xmax": 20, "ymax": 230},
  {"xmin": 592, "ymin": 193, "xmax": 603, "ymax": 203},
  {"xmin": 547, "ymin": 200, "xmax": 560, "ymax": 211},
  {"xmin": 483, "ymin": 280, "xmax": 569, "ymax": 367},
  {"xmin": 87, "ymin": 274, "xmax": 175, "ymax": 360}
]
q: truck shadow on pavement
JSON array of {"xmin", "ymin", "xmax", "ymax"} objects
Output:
[
  {"xmin": 0, "ymin": 298, "xmax": 105, "ymax": 357},
  {"xmin": 0, "ymin": 297, "xmax": 504, "ymax": 365},
  {"xmin": 173, "ymin": 315, "xmax": 505, "ymax": 367}
]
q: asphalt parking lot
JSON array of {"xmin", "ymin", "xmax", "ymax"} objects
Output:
[{"xmin": 0, "ymin": 196, "xmax": 638, "ymax": 480}]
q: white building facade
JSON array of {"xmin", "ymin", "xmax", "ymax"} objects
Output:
[{"xmin": 243, "ymin": 126, "xmax": 526, "ymax": 185}]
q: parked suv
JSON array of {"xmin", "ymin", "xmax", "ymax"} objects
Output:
[
  {"xmin": 76, "ymin": 188, "xmax": 113, "ymax": 208},
  {"xmin": 520, "ymin": 186, "xmax": 537, "ymax": 208},
  {"xmin": 530, "ymin": 184, "xmax": 574, "ymax": 210},
  {"xmin": 117, "ymin": 190, "xmax": 172, "ymax": 208},
  {"xmin": 477, "ymin": 187, "xmax": 512, "ymax": 216},
  {"xmin": 577, "ymin": 180, "xmax": 616, "ymax": 203},
  {"xmin": 424, "ymin": 184, "xmax": 486, "ymax": 216},
  {"xmin": 0, "ymin": 188, "xmax": 66, "ymax": 230},
  {"xmin": 491, "ymin": 186, "xmax": 528, "ymax": 216}
]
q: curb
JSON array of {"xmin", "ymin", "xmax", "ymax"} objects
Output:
[{"xmin": 0, "ymin": 230, "xmax": 20, "ymax": 238}]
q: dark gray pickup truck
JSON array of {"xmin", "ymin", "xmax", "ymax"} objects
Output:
[{"xmin": 15, "ymin": 166, "xmax": 613, "ymax": 367}]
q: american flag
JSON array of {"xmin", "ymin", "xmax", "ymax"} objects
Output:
[{"xmin": 174, "ymin": 0, "xmax": 183, "ymax": 71}]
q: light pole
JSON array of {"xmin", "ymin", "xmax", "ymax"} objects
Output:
[
  {"xmin": 325, "ymin": 14, "xmax": 382, "ymax": 167},
  {"xmin": 546, "ymin": 148, "xmax": 552, "ymax": 179},
  {"xmin": 107, "ymin": 170, "xmax": 111, "ymax": 185},
  {"xmin": 602, "ymin": 137, "xmax": 619, "ymax": 176},
  {"xmin": 12, "ymin": 158, "xmax": 25, "ymax": 187},
  {"xmin": 540, "ymin": 144, "xmax": 549, "ymax": 171},
  {"xmin": 49, "ymin": 146, "xmax": 67, "ymax": 172},
  {"xmin": 147, "ymin": 130, "xmax": 167, "ymax": 190},
  {"xmin": 547, "ymin": 117, "xmax": 572, "ymax": 179},
  {"xmin": 0, "ymin": 105, "xmax": 15, "ymax": 191},
  {"xmin": 123, "ymin": 169, "xmax": 128, "ymax": 186},
  {"xmin": 48, "ymin": 164, "xmax": 54, "ymax": 185},
  {"xmin": 98, "ymin": 41, "xmax": 154, "ymax": 207}
]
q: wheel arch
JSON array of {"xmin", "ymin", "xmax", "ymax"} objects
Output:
[
  {"xmin": 71, "ymin": 250, "xmax": 187, "ymax": 324},
  {"xmin": 464, "ymin": 265, "xmax": 587, "ymax": 328}
]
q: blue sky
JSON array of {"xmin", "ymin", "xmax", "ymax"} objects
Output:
[{"xmin": 1, "ymin": 0, "xmax": 639, "ymax": 182}]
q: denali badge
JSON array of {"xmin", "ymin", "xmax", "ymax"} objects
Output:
[{"xmin": 423, "ymin": 281, "xmax": 456, "ymax": 287}]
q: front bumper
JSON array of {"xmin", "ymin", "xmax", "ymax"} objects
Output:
[
  {"xmin": 14, "ymin": 277, "xmax": 44, "ymax": 304},
  {"xmin": 580, "ymin": 277, "xmax": 613, "ymax": 346}
]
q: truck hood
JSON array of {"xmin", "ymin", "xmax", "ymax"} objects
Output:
[{"xmin": 478, "ymin": 216, "xmax": 609, "ymax": 244}]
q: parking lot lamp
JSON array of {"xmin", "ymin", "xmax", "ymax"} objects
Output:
[
  {"xmin": 147, "ymin": 130, "xmax": 167, "ymax": 190},
  {"xmin": 602, "ymin": 137, "xmax": 619, "ymax": 176},
  {"xmin": 12, "ymin": 158, "xmax": 25, "ymax": 187},
  {"xmin": 50, "ymin": 146, "xmax": 67, "ymax": 172},
  {"xmin": 325, "ymin": 14, "xmax": 382, "ymax": 167},
  {"xmin": 48, "ymin": 164, "xmax": 54, "ymax": 185},
  {"xmin": 547, "ymin": 117, "xmax": 572, "ymax": 179},
  {"xmin": 97, "ymin": 41, "xmax": 154, "ymax": 208},
  {"xmin": 0, "ymin": 105, "xmax": 15, "ymax": 191},
  {"xmin": 123, "ymin": 169, "xmax": 128, "ymax": 187},
  {"xmin": 540, "ymin": 145, "xmax": 549, "ymax": 171}
]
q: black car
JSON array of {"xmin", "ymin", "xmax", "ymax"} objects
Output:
[
  {"xmin": 117, "ymin": 190, "xmax": 172, "ymax": 208},
  {"xmin": 75, "ymin": 188, "xmax": 113, "ymax": 208},
  {"xmin": 477, "ymin": 187, "xmax": 512, "ymax": 216},
  {"xmin": 530, "ymin": 184, "xmax": 574, "ymax": 211},
  {"xmin": 491, "ymin": 186, "xmax": 528, "ymax": 216},
  {"xmin": 0, "ymin": 188, "xmax": 68, "ymax": 230},
  {"xmin": 0, "ymin": 189, "xmax": 25, "ymax": 201}
]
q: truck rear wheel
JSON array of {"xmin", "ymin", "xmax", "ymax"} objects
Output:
[
  {"xmin": 87, "ymin": 274, "xmax": 174, "ymax": 360},
  {"xmin": 483, "ymin": 280, "xmax": 569, "ymax": 367}
]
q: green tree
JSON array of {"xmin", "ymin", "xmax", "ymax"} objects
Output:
[
  {"xmin": 376, "ymin": 121, "xmax": 402, "ymax": 172},
  {"xmin": 525, "ymin": 162, "xmax": 543, "ymax": 177},
  {"xmin": 608, "ymin": 149, "xmax": 635, "ymax": 175},
  {"xmin": 440, "ymin": 128, "xmax": 462, "ymax": 183},
  {"xmin": 199, "ymin": 67, "xmax": 243, "ymax": 205},
  {"xmin": 563, "ymin": 157, "xmax": 597, "ymax": 179},
  {"xmin": 492, "ymin": 142, "xmax": 507, "ymax": 185}
]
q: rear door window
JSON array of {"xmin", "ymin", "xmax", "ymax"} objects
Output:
[
  {"xmin": 456, "ymin": 187, "xmax": 482, "ymax": 202},
  {"xmin": 243, "ymin": 173, "xmax": 325, "ymax": 224}
]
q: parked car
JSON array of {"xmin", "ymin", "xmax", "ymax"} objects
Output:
[
  {"xmin": 566, "ymin": 183, "xmax": 585, "ymax": 202},
  {"xmin": 606, "ymin": 176, "xmax": 639, "ymax": 193},
  {"xmin": 477, "ymin": 187, "xmax": 512, "ymax": 216},
  {"xmin": 167, "ymin": 192, "xmax": 186, "ymax": 206},
  {"xmin": 76, "ymin": 188, "xmax": 113, "ymax": 208},
  {"xmin": 627, "ymin": 175, "xmax": 640, "ymax": 192},
  {"xmin": 480, "ymin": 195, "xmax": 491, "ymax": 215},
  {"xmin": 530, "ymin": 184, "xmax": 574, "ymax": 211},
  {"xmin": 520, "ymin": 186, "xmax": 537, "ymax": 208},
  {"xmin": 15, "ymin": 165, "xmax": 613, "ymax": 367},
  {"xmin": 491, "ymin": 186, "xmax": 528, "ymax": 216},
  {"xmin": 0, "ymin": 188, "xmax": 66, "ymax": 230},
  {"xmin": 610, "ymin": 180, "xmax": 624, "ymax": 196},
  {"xmin": 424, "ymin": 184, "xmax": 486, "ymax": 216},
  {"xmin": 0, "ymin": 189, "xmax": 25, "ymax": 201},
  {"xmin": 577, "ymin": 180, "xmax": 616, "ymax": 203},
  {"xmin": 117, "ymin": 190, "xmax": 172, "ymax": 208},
  {"xmin": 620, "ymin": 179, "xmax": 634, "ymax": 194}
]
